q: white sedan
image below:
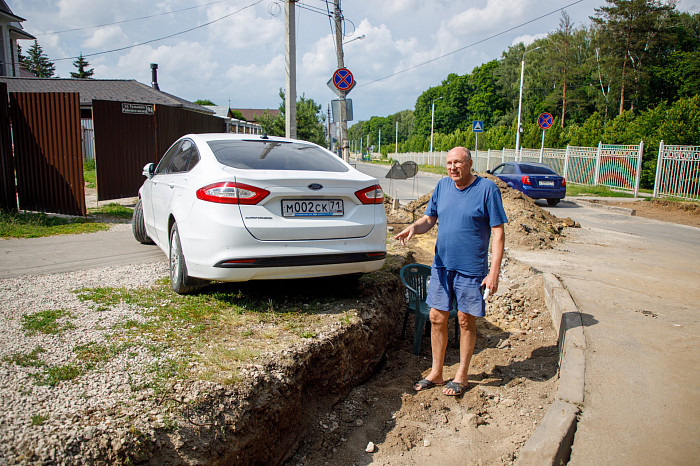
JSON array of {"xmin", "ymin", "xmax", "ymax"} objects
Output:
[{"xmin": 132, "ymin": 133, "xmax": 387, "ymax": 293}]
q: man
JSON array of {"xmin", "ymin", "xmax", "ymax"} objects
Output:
[{"xmin": 395, "ymin": 147, "xmax": 507, "ymax": 396}]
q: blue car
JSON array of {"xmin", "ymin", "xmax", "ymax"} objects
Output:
[{"xmin": 487, "ymin": 162, "xmax": 566, "ymax": 206}]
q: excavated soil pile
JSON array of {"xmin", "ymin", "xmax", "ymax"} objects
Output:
[{"xmin": 387, "ymin": 173, "xmax": 579, "ymax": 251}]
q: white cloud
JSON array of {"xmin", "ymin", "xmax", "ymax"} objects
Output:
[
  {"xmin": 205, "ymin": 3, "xmax": 282, "ymax": 50},
  {"xmin": 447, "ymin": 0, "xmax": 530, "ymax": 36},
  {"xmin": 511, "ymin": 33, "xmax": 548, "ymax": 47},
  {"xmin": 82, "ymin": 25, "xmax": 128, "ymax": 49}
]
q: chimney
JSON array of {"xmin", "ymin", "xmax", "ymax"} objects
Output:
[{"xmin": 150, "ymin": 63, "xmax": 160, "ymax": 90}]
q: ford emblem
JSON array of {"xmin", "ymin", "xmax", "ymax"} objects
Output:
[{"xmin": 308, "ymin": 183, "xmax": 323, "ymax": 190}]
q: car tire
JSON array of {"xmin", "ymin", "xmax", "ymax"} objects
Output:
[
  {"xmin": 132, "ymin": 199, "xmax": 154, "ymax": 244},
  {"xmin": 547, "ymin": 198, "xmax": 561, "ymax": 206},
  {"xmin": 169, "ymin": 223, "xmax": 207, "ymax": 294}
]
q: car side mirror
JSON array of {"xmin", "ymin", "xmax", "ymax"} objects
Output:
[
  {"xmin": 143, "ymin": 163, "xmax": 155, "ymax": 179},
  {"xmin": 486, "ymin": 169, "xmax": 492, "ymax": 174}
]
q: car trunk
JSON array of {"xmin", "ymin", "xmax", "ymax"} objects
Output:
[{"xmin": 233, "ymin": 171, "xmax": 378, "ymax": 241}]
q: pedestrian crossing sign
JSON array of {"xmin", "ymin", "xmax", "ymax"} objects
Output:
[{"xmin": 472, "ymin": 121, "xmax": 484, "ymax": 133}]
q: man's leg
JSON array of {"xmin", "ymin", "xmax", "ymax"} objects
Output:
[
  {"xmin": 444, "ymin": 312, "xmax": 477, "ymax": 395},
  {"xmin": 415, "ymin": 308, "xmax": 449, "ymax": 389}
]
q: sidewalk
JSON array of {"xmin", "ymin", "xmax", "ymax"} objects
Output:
[{"xmin": 508, "ymin": 201, "xmax": 700, "ymax": 464}]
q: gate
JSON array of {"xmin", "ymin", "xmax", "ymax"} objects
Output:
[
  {"xmin": 93, "ymin": 101, "xmax": 226, "ymax": 201},
  {"xmin": 0, "ymin": 83, "xmax": 15, "ymax": 212},
  {"xmin": 10, "ymin": 92, "xmax": 86, "ymax": 216},
  {"xmin": 92, "ymin": 100, "xmax": 157, "ymax": 201}
]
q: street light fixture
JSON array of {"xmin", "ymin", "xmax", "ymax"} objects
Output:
[
  {"xmin": 515, "ymin": 46, "xmax": 541, "ymax": 160},
  {"xmin": 430, "ymin": 96, "xmax": 443, "ymax": 153},
  {"xmin": 343, "ymin": 34, "xmax": 365, "ymax": 45}
]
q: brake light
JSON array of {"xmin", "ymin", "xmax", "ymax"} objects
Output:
[
  {"xmin": 522, "ymin": 175, "xmax": 531, "ymax": 186},
  {"xmin": 561, "ymin": 178, "xmax": 566, "ymax": 187},
  {"xmin": 196, "ymin": 182, "xmax": 269, "ymax": 205},
  {"xmin": 355, "ymin": 185, "xmax": 385, "ymax": 205}
]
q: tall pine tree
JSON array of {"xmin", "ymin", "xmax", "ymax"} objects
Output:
[
  {"xmin": 22, "ymin": 40, "xmax": 56, "ymax": 77},
  {"xmin": 70, "ymin": 53, "xmax": 94, "ymax": 79}
]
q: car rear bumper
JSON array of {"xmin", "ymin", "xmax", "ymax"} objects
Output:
[{"xmin": 523, "ymin": 187, "xmax": 566, "ymax": 200}]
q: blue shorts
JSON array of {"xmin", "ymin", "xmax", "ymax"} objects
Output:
[{"xmin": 426, "ymin": 268, "xmax": 485, "ymax": 317}]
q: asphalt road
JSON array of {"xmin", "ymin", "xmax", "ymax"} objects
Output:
[
  {"xmin": 0, "ymin": 227, "xmax": 164, "ymax": 278},
  {"xmin": 353, "ymin": 160, "xmax": 443, "ymax": 203},
  {"xmin": 510, "ymin": 200, "xmax": 700, "ymax": 464}
]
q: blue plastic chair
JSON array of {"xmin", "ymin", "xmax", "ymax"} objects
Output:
[{"xmin": 400, "ymin": 263, "xmax": 460, "ymax": 355}]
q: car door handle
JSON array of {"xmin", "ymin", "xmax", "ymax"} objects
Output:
[{"xmin": 168, "ymin": 184, "xmax": 174, "ymax": 189}]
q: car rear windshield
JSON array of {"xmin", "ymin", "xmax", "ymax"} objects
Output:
[
  {"xmin": 519, "ymin": 164, "xmax": 558, "ymax": 175},
  {"xmin": 207, "ymin": 140, "xmax": 349, "ymax": 172}
]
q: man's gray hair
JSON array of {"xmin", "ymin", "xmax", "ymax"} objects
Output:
[{"xmin": 449, "ymin": 146, "xmax": 472, "ymax": 162}]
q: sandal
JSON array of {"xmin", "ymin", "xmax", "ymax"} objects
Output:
[
  {"xmin": 443, "ymin": 380, "xmax": 466, "ymax": 396},
  {"xmin": 414, "ymin": 378, "xmax": 442, "ymax": 391}
]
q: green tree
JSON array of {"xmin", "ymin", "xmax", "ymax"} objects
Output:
[
  {"xmin": 21, "ymin": 40, "xmax": 56, "ymax": 77},
  {"xmin": 255, "ymin": 89, "xmax": 326, "ymax": 146},
  {"xmin": 591, "ymin": 0, "xmax": 676, "ymax": 114},
  {"xmin": 70, "ymin": 53, "xmax": 94, "ymax": 78},
  {"xmin": 194, "ymin": 99, "xmax": 216, "ymax": 106}
]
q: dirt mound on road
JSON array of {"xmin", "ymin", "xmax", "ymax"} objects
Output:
[{"xmin": 387, "ymin": 174, "xmax": 579, "ymax": 251}]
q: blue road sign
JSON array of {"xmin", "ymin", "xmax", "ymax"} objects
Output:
[
  {"xmin": 538, "ymin": 112, "xmax": 554, "ymax": 130},
  {"xmin": 472, "ymin": 120, "xmax": 484, "ymax": 133},
  {"xmin": 333, "ymin": 68, "xmax": 354, "ymax": 92}
]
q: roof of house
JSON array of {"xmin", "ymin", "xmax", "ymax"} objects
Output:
[
  {"xmin": 231, "ymin": 108, "xmax": 280, "ymax": 122},
  {"xmin": 0, "ymin": 77, "xmax": 213, "ymax": 114}
]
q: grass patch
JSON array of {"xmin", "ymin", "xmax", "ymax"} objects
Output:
[
  {"xmin": 35, "ymin": 363, "xmax": 84, "ymax": 386},
  {"xmin": 88, "ymin": 203, "xmax": 133, "ymax": 219},
  {"xmin": 0, "ymin": 210, "xmax": 110, "ymax": 238},
  {"xmin": 3, "ymin": 346, "xmax": 46, "ymax": 367},
  {"xmin": 84, "ymin": 160, "xmax": 96, "ymax": 189},
  {"xmin": 566, "ymin": 184, "xmax": 636, "ymax": 197},
  {"xmin": 73, "ymin": 275, "xmax": 366, "ymax": 384},
  {"xmin": 74, "ymin": 341, "xmax": 121, "ymax": 368},
  {"xmin": 21, "ymin": 310, "xmax": 75, "ymax": 336},
  {"xmin": 31, "ymin": 414, "xmax": 49, "ymax": 426}
]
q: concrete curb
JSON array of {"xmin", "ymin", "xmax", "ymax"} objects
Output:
[
  {"xmin": 516, "ymin": 273, "xmax": 585, "ymax": 465},
  {"xmin": 572, "ymin": 199, "xmax": 636, "ymax": 216}
]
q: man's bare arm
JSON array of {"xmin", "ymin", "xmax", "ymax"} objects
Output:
[
  {"xmin": 394, "ymin": 215, "xmax": 437, "ymax": 246},
  {"xmin": 482, "ymin": 224, "xmax": 505, "ymax": 294}
]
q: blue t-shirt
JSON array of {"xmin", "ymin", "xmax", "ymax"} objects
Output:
[{"xmin": 425, "ymin": 176, "xmax": 508, "ymax": 277}]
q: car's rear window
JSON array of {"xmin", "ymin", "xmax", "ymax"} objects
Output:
[
  {"xmin": 207, "ymin": 140, "xmax": 349, "ymax": 172},
  {"xmin": 519, "ymin": 164, "xmax": 557, "ymax": 175}
]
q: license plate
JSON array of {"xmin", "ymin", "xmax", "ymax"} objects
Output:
[
  {"xmin": 282, "ymin": 199, "xmax": 344, "ymax": 217},
  {"xmin": 539, "ymin": 181, "xmax": 555, "ymax": 187}
]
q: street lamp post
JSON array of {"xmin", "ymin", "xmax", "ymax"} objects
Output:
[
  {"xmin": 430, "ymin": 96, "xmax": 443, "ymax": 153},
  {"xmin": 343, "ymin": 34, "xmax": 365, "ymax": 45},
  {"xmin": 515, "ymin": 46, "xmax": 541, "ymax": 160}
]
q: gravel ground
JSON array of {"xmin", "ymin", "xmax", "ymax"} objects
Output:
[{"xmin": 0, "ymin": 260, "xmax": 193, "ymax": 464}]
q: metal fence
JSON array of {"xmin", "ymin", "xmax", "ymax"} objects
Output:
[
  {"xmin": 391, "ymin": 141, "xmax": 646, "ymax": 197},
  {"xmin": 653, "ymin": 141, "xmax": 700, "ymax": 201},
  {"xmin": 81, "ymin": 118, "xmax": 96, "ymax": 162}
]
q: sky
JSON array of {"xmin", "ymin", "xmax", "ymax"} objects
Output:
[{"xmin": 11, "ymin": 0, "xmax": 700, "ymax": 123}]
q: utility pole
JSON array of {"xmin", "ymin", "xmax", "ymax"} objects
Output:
[
  {"xmin": 333, "ymin": 0, "xmax": 349, "ymax": 162},
  {"xmin": 285, "ymin": 0, "xmax": 297, "ymax": 138},
  {"xmin": 327, "ymin": 104, "xmax": 332, "ymax": 150}
]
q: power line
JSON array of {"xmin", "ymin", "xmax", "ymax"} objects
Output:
[
  {"xmin": 53, "ymin": 0, "xmax": 263, "ymax": 62},
  {"xmin": 359, "ymin": 0, "xmax": 585, "ymax": 88},
  {"xmin": 33, "ymin": 0, "xmax": 234, "ymax": 36}
]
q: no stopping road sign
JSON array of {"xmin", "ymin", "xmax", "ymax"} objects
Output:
[{"xmin": 538, "ymin": 112, "xmax": 554, "ymax": 130}]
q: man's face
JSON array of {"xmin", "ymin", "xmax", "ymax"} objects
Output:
[{"xmin": 446, "ymin": 151, "xmax": 472, "ymax": 184}]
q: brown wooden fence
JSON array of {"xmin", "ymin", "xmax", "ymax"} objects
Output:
[
  {"xmin": 93, "ymin": 101, "xmax": 226, "ymax": 201},
  {"xmin": 10, "ymin": 92, "xmax": 86, "ymax": 216},
  {"xmin": 0, "ymin": 83, "xmax": 15, "ymax": 212}
]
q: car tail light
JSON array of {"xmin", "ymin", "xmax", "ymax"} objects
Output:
[
  {"xmin": 522, "ymin": 175, "xmax": 531, "ymax": 186},
  {"xmin": 561, "ymin": 178, "xmax": 566, "ymax": 187},
  {"xmin": 196, "ymin": 182, "xmax": 269, "ymax": 205},
  {"xmin": 355, "ymin": 185, "xmax": 385, "ymax": 205}
]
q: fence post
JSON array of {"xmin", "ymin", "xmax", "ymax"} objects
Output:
[
  {"xmin": 594, "ymin": 141, "xmax": 602, "ymax": 186},
  {"xmin": 487, "ymin": 149, "xmax": 491, "ymax": 172},
  {"xmin": 634, "ymin": 140, "xmax": 644, "ymax": 197},
  {"xmin": 653, "ymin": 140, "xmax": 664, "ymax": 198},
  {"xmin": 502, "ymin": 147, "xmax": 505, "ymax": 164},
  {"xmin": 563, "ymin": 145, "xmax": 570, "ymax": 180}
]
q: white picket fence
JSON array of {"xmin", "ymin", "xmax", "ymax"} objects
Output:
[
  {"xmin": 653, "ymin": 141, "xmax": 700, "ymax": 201},
  {"xmin": 392, "ymin": 141, "xmax": 648, "ymax": 197}
]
